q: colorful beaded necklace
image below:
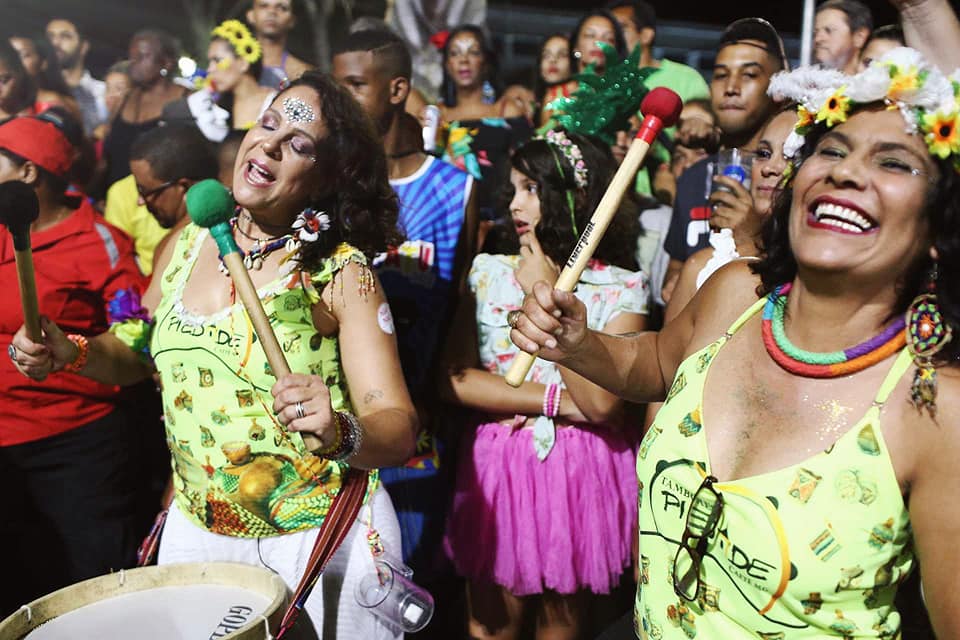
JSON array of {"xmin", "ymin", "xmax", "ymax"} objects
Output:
[
  {"xmin": 761, "ymin": 283, "xmax": 906, "ymax": 378},
  {"xmin": 217, "ymin": 213, "xmax": 298, "ymax": 274}
]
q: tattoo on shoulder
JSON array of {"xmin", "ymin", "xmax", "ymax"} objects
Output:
[{"xmin": 363, "ymin": 389, "xmax": 384, "ymax": 405}]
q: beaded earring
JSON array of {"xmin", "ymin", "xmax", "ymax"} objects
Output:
[{"xmin": 906, "ymin": 263, "xmax": 953, "ymax": 416}]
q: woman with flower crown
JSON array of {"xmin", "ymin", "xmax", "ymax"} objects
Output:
[
  {"xmin": 441, "ymin": 130, "xmax": 647, "ymax": 639},
  {"xmin": 11, "ymin": 72, "xmax": 417, "ymax": 639},
  {"xmin": 510, "ymin": 47, "xmax": 960, "ymax": 639},
  {"xmin": 164, "ymin": 19, "xmax": 276, "ymax": 142}
]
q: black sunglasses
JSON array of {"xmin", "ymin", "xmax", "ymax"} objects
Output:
[{"xmin": 673, "ymin": 474, "xmax": 723, "ymax": 601}]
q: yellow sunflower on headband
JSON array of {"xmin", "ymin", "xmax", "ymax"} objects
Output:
[{"xmin": 211, "ymin": 19, "xmax": 262, "ymax": 65}]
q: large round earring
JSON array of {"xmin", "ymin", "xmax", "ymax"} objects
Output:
[
  {"xmin": 160, "ymin": 67, "xmax": 169, "ymax": 77},
  {"xmin": 573, "ymin": 50, "xmax": 582, "ymax": 60},
  {"xmin": 906, "ymin": 262, "xmax": 953, "ymax": 416}
]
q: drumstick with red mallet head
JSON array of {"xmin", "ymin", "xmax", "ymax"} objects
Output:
[
  {"xmin": 186, "ymin": 179, "xmax": 324, "ymax": 451},
  {"xmin": 0, "ymin": 180, "xmax": 42, "ymax": 343},
  {"xmin": 505, "ymin": 87, "xmax": 684, "ymax": 387}
]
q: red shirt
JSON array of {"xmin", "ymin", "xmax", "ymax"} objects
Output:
[{"xmin": 0, "ymin": 197, "xmax": 147, "ymax": 445}]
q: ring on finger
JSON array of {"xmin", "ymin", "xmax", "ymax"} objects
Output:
[
  {"xmin": 7, "ymin": 344, "xmax": 17, "ymax": 364},
  {"xmin": 507, "ymin": 309, "xmax": 522, "ymax": 329},
  {"xmin": 294, "ymin": 401, "xmax": 306, "ymax": 420}
]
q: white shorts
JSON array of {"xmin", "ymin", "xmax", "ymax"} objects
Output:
[{"xmin": 158, "ymin": 486, "xmax": 402, "ymax": 640}]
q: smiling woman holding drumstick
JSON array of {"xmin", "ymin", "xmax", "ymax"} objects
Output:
[
  {"xmin": 11, "ymin": 72, "xmax": 417, "ymax": 639},
  {"xmin": 511, "ymin": 49, "xmax": 960, "ymax": 638},
  {"xmin": 0, "ymin": 112, "xmax": 147, "ymax": 615}
]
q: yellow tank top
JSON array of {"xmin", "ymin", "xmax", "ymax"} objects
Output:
[
  {"xmin": 151, "ymin": 224, "xmax": 377, "ymax": 537},
  {"xmin": 635, "ymin": 296, "xmax": 913, "ymax": 639}
]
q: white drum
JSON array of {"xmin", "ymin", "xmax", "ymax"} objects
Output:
[{"xmin": 0, "ymin": 562, "xmax": 299, "ymax": 640}]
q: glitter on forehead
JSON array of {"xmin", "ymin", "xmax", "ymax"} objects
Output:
[{"xmin": 282, "ymin": 97, "xmax": 315, "ymax": 124}]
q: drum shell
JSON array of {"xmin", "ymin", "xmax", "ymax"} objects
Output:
[{"xmin": 0, "ymin": 562, "xmax": 307, "ymax": 639}]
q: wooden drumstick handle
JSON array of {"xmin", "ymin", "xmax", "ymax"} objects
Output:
[
  {"xmin": 222, "ymin": 252, "xmax": 323, "ymax": 451},
  {"xmin": 14, "ymin": 245, "xmax": 42, "ymax": 343},
  {"xmin": 504, "ymin": 136, "xmax": 654, "ymax": 388}
]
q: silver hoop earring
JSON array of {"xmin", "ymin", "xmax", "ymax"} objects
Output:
[
  {"xmin": 573, "ymin": 50, "xmax": 582, "ymax": 60},
  {"xmin": 160, "ymin": 68, "xmax": 168, "ymax": 77}
]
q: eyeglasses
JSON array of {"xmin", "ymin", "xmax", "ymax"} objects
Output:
[
  {"xmin": 673, "ymin": 475, "xmax": 723, "ymax": 601},
  {"xmin": 137, "ymin": 180, "xmax": 177, "ymax": 201}
]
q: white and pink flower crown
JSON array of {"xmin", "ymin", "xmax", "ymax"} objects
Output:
[
  {"xmin": 768, "ymin": 47, "xmax": 960, "ymax": 172},
  {"xmin": 538, "ymin": 129, "xmax": 589, "ymax": 188}
]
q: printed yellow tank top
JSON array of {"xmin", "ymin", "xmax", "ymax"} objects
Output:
[
  {"xmin": 635, "ymin": 296, "xmax": 913, "ymax": 639},
  {"xmin": 151, "ymin": 224, "xmax": 378, "ymax": 538}
]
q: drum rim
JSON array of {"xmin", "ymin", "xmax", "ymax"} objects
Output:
[{"xmin": 0, "ymin": 562, "xmax": 289, "ymax": 640}]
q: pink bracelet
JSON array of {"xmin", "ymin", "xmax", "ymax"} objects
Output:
[{"xmin": 543, "ymin": 383, "xmax": 561, "ymax": 418}]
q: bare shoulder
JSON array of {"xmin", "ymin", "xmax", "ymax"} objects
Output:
[
  {"xmin": 320, "ymin": 258, "xmax": 384, "ymax": 318},
  {"xmin": 687, "ymin": 259, "xmax": 763, "ymax": 344},
  {"xmin": 683, "ymin": 247, "xmax": 713, "ymax": 276}
]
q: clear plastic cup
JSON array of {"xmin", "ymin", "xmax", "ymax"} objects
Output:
[
  {"xmin": 355, "ymin": 557, "xmax": 434, "ymax": 633},
  {"xmin": 708, "ymin": 148, "xmax": 754, "ymax": 196}
]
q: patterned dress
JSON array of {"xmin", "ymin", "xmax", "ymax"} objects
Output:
[
  {"xmin": 635, "ymin": 297, "xmax": 914, "ymax": 639},
  {"xmin": 151, "ymin": 224, "xmax": 378, "ymax": 537}
]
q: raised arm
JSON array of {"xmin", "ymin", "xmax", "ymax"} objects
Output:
[
  {"xmin": 510, "ymin": 260, "xmax": 759, "ymax": 403},
  {"xmin": 9, "ymin": 225, "xmax": 184, "ymax": 386},
  {"xmin": 895, "ymin": 0, "xmax": 960, "ymax": 72}
]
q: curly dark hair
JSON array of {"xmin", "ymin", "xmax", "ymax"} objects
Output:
[
  {"xmin": 440, "ymin": 25, "xmax": 503, "ymax": 108},
  {"xmin": 281, "ymin": 71, "xmax": 402, "ymax": 272},
  {"xmin": 501, "ymin": 130, "xmax": 640, "ymax": 271},
  {"xmin": 752, "ymin": 113, "xmax": 960, "ymax": 363}
]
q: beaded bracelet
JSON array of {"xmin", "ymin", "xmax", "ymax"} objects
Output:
[
  {"xmin": 63, "ymin": 334, "xmax": 89, "ymax": 373},
  {"xmin": 542, "ymin": 383, "xmax": 561, "ymax": 419},
  {"xmin": 315, "ymin": 411, "xmax": 363, "ymax": 461}
]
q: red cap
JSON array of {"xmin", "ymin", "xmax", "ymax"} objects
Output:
[{"xmin": 0, "ymin": 116, "xmax": 73, "ymax": 178}]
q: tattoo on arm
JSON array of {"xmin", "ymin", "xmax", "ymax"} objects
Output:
[{"xmin": 363, "ymin": 389, "xmax": 384, "ymax": 405}]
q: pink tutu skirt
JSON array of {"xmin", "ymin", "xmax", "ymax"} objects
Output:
[{"xmin": 444, "ymin": 420, "xmax": 638, "ymax": 596}]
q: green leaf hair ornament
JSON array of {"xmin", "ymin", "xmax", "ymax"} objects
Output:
[{"xmin": 548, "ymin": 43, "xmax": 655, "ymax": 145}]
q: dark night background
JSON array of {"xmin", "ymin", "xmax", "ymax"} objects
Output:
[{"xmin": 1, "ymin": 0, "xmax": 957, "ymax": 76}]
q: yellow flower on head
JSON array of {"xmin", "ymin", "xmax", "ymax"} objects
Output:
[
  {"xmin": 816, "ymin": 89, "xmax": 851, "ymax": 127},
  {"xmin": 922, "ymin": 110, "xmax": 960, "ymax": 159},
  {"xmin": 212, "ymin": 19, "xmax": 261, "ymax": 65},
  {"xmin": 886, "ymin": 65, "xmax": 921, "ymax": 102},
  {"xmin": 796, "ymin": 105, "xmax": 816, "ymax": 132}
]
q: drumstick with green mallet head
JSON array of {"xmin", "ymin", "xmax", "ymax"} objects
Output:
[{"xmin": 186, "ymin": 179, "xmax": 323, "ymax": 451}]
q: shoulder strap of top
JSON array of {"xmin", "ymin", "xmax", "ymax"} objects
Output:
[
  {"xmin": 874, "ymin": 347, "xmax": 914, "ymax": 406},
  {"xmin": 725, "ymin": 295, "xmax": 767, "ymax": 336}
]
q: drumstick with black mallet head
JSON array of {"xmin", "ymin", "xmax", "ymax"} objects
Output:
[
  {"xmin": 0, "ymin": 180, "xmax": 42, "ymax": 343},
  {"xmin": 505, "ymin": 87, "xmax": 684, "ymax": 387},
  {"xmin": 186, "ymin": 179, "xmax": 324, "ymax": 451}
]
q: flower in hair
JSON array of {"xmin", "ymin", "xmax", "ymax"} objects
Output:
[
  {"xmin": 211, "ymin": 19, "xmax": 262, "ymax": 65},
  {"xmin": 540, "ymin": 129, "xmax": 589, "ymax": 188},
  {"xmin": 292, "ymin": 207, "xmax": 330, "ymax": 243},
  {"xmin": 923, "ymin": 110, "xmax": 960, "ymax": 159},
  {"xmin": 430, "ymin": 30, "xmax": 450, "ymax": 51},
  {"xmin": 768, "ymin": 47, "xmax": 960, "ymax": 172},
  {"xmin": 816, "ymin": 88, "xmax": 851, "ymax": 127}
]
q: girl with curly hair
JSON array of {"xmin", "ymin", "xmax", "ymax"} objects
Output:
[{"xmin": 441, "ymin": 130, "xmax": 647, "ymax": 639}]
